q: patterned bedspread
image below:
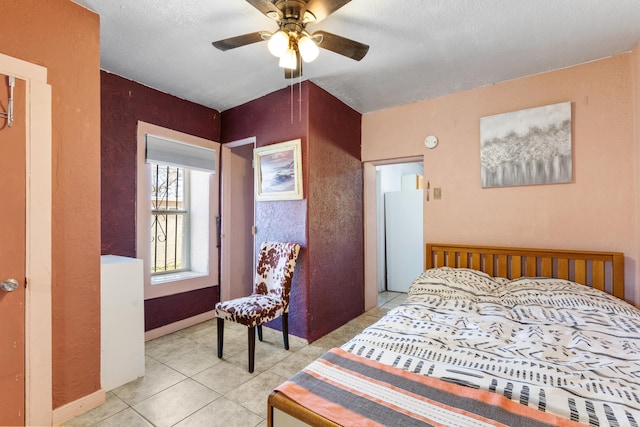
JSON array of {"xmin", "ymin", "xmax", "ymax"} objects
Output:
[{"xmin": 335, "ymin": 268, "xmax": 640, "ymax": 426}]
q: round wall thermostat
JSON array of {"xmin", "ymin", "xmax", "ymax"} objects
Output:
[{"xmin": 424, "ymin": 135, "xmax": 438, "ymax": 149}]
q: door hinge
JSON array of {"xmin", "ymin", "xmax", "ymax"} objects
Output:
[
  {"xmin": 216, "ymin": 215, "xmax": 221, "ymax": 248},
  {"xmin": 24, "ymin": 277, "xmax": 28, "ymax": 289}
]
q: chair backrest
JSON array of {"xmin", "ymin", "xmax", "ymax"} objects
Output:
[{"xmin": 254, "ymin": 242, "xmax": 301, "ymax": 304}]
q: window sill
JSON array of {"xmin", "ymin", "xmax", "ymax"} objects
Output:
[{"xmin": 151, "ymin": 271, "xmax": 208, "ymax": 285}]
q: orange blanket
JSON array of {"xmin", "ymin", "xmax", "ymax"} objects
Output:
[{"xmin": 275, "ymin": 348, "xmax": 589, "ymax": 427}]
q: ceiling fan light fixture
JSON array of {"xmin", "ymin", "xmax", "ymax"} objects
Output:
[
  {"xmin": 279, "ymin": 47, "xmax": 297, "ymax": 69},
  {"xmin": 211, "ymin": 1, "xmax": 370, "ymax": 77},
  {"xmin": 298, "ymin": 35, "xmax": 319, "ymax": 63},
  {"xmin": 268, "ymin": 30, "xmax": 289, "ymax": 57}
]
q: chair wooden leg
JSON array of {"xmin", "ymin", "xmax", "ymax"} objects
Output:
[
  {"xmin": 282, "ymin": 313, "xmax": 289, "ymax": 350},
  {"xmin": 248, "ymin": 326, "xmax": 256, "ymax": 373},
  {"xmin": 216, "ymin": 318, "xmax": 224, "ymax": 358},
  {"xmin": 257, "ymin": 325, "xmax": 263, "ymax": 342}
]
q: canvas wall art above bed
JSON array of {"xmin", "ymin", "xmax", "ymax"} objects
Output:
[{"xmin": 268, "ymin": 244, "xmax": 635, "ymax": 427}]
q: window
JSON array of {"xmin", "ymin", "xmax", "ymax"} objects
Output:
[
  {"xmin": 150, "ymin": 164, "xmax": 189, "ymax": 274},
  {"xmin": 137, "ymin": 123, "xmax": 219, "ymax": 298}
]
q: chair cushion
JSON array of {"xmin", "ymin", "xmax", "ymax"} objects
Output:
[{"xmin": 214, "ymin": 294, "xmax": 286, "ymax": 328}]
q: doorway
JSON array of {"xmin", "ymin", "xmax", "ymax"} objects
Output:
[
  {"xmin": 377, "ymin": 162, "xmax": 424, "ymax": 293},
  {"xmin": 220, "ymin": 137, "xmax": 256, "ymax": 301},
  {"xmin": 363, "ymin": 157, "xmax": 424, "ymax": 310}
]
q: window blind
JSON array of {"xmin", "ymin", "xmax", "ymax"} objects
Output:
[{"xmin": 145, "ymin": 134, "xmax": 215, "ymax": 172}]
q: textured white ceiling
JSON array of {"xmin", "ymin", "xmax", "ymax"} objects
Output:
[{"xmin": 71, "ymin": 0, "xmax": 640, "ymax": 114}]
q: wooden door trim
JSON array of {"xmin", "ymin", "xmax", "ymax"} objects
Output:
[{"xmin": 0, "ymin": 52, "xmax": 52, "ymax": 426}]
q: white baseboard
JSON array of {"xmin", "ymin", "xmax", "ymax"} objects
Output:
[
  {"xmin": 52, "ymin": 388, "xmax": 105, "ymax": 426},
  {"xmin": 144, "ymin": 310, "xmax": 216, "ymax": 341}
]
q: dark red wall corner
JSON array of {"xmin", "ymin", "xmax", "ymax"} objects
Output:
[
  {"xmin": 306, "ymin": 83, "xmax": 364, "ymax": 342},
  {"xmin": 101, "ymin": 71, "xmax": 221, "ymax": 330},
  {"xmin": 101, "ymin": 71, "xmax": 221, "ymax": 257},
  {"xmin": 222, "ymin": 83, "xmax": 311, "ymax": 339}
]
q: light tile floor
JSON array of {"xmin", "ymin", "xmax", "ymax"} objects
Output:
[{"xmin": 65, "ymin": 292, "xmax": 408, "ymax": 427}]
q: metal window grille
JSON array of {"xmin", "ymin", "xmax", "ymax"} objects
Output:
[{"xmin": 151, "ymin": 163, "xmax": 190, "ymax": 274}]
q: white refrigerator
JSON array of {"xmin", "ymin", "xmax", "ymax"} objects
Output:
[{"xmin": 385, "ymin": 189, "xmax": 424, "ymax": 292}]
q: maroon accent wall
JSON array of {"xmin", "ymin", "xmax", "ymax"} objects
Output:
[
  {"xmin": 222, "ymin": 84, "xmax": 310, "ymax": 338},
  {"xmin": 100, "ymin": 71, "xmax": 221, "ymax": 331},
  {"xmin": 307, "ymin": 84, "xmax": 364, "ymax": 341},
  {"xmin": 221, "ymin": 84, "xmax": 308, "ymax": 143},
  {"xmin": 144, "ymin": 288, "xmax": 216, "ymax": 330},
  {"xmin": 221, "ymin": 82, "xmax": 364, "ymax": 342},
  {"xmin": 101, "ymin": 71, "xmax": 220, "ymax": 257}
]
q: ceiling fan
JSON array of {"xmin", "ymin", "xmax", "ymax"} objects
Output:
[{"xmin": 212, "ymin": 0, "xmax": 369, "ymax": 78}]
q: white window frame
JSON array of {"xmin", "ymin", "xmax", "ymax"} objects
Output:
[{"xmin": 137, "ymin": 121, "xmax": 219, "ymax": 300}]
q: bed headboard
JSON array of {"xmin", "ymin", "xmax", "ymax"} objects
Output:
[{"xmin": 425, "ymin": 243, "xmax": 625, "ymax": 300}]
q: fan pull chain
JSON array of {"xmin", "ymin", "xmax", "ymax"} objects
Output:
[{"xmin": 298, "ymin": 72, "xmax": 302, "ymax": 122}]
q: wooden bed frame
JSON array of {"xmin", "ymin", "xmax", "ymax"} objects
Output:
[
  {"xmin": 268, "ymin": 243, "xmax": 626, "ymax": 427},
  {"xmin": 425, "ymin": 243, "xmax": 625, "ymax": 300}
]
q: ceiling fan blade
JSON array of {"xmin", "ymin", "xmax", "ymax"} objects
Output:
[
  {"xmin": 245, "ymin": 0, "xmax": 282, "ymax": 19},
  {"xmin": 212, "ymin": 32, "xmax": 266, "ymax": 51},
  {"xmin": 314, "ymin": 31, "xmax": 369, "ymax": 61},
  {"xmin": 284, "ymin": 51, "xmax": 303, "ymax": 79},
  {"xmin": 304, "ymin": 0, "xmax": 351, "ymax": 23}
]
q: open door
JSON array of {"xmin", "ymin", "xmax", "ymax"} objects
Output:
[
  {"xmin": 220, "ymin": 137, "xmax": 256, "ymax": 302},
  {"xmin": 220, "ymin": 137, "xmax": 256, "ymax": 301}
]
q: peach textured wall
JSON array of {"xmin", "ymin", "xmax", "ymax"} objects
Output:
[
  {"xmin": 0, "ymin": 0, "xmax": 101, "ymax": 409},
  {"xmin": 363, "ymin": 50, "xmax": 640, "ymax": 304}
]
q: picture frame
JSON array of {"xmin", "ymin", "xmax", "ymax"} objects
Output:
[
  {"xmin": 254, "ymin": 139, "xmax": 303, "ymax": 201},
  {"xmin": 480, "ymin": 101, "xmax": 572, "ymax": 188}
]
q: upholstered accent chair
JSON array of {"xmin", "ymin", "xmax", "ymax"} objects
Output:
[{"xmin": 214, "ymin": 241, "xmax": 301, "ymax": 373}]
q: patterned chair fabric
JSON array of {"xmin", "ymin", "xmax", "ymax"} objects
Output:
[
  {"xmin": 214, "ymin": 241, "xmax": 300, "ymax": 327},
  {"xmin": 214, "ymin": 241, "xmax": 301, "ymax": 373}
]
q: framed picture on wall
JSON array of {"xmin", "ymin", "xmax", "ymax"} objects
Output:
[
  {"xmin": 254, "ymin": 139, "xmax": 303, "ymax": 201},
  {"xmin": 480, "ymin": 101, "xmax": 572, "ymax": 188}
]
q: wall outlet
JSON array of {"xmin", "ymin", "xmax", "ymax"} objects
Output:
[{"xmin": 434, "ymin": 188, "xmax": 442, "ymax": 199}]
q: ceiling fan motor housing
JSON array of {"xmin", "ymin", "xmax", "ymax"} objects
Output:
[{"xmin": 274, "ymin": 0, "xmax": 315, "ymax": 22}]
